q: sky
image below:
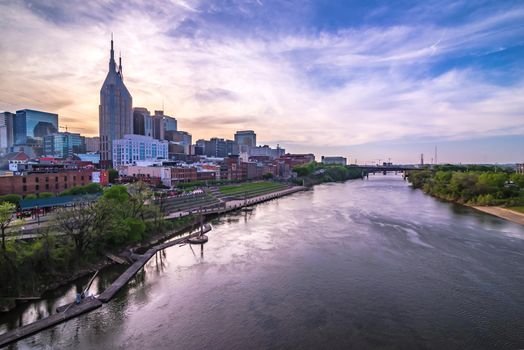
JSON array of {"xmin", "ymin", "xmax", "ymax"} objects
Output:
[{"xmin": 0, "ymin": 0, "xmax": 523, "ymax": 164}]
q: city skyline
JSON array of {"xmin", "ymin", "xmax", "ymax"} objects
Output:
[{"xmin": 1, "ymin": 1, "xmax": 523, "ymax": 163}]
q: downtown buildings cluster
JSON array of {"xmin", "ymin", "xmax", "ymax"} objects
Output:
[{"xmin": 0, "ymin": 38, "xmax": 333, "ymax": 196}]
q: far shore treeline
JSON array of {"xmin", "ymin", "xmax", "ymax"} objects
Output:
[{"xmin": 407, "ymin": 165, "xmax": 524, "ymax": 207}]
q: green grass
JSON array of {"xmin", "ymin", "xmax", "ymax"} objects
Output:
[
  {"xmin": 219, "ymin": 182, "xmax": 287, "ymax": 198},
  {"xmin": 508, "ymin": 206, "xmax": 524, "ymax": 214}
]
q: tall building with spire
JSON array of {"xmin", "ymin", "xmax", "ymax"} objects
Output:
[{"xmin": 99, "ymin": 35, "xmax": 132, "ymax": 167}]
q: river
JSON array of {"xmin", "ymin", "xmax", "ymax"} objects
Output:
[{"xmin": 2, "ymin": 174, "xmax": 524, "ymax": 349}]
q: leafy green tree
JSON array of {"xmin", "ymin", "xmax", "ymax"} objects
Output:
[
  {"xmin": 0, "ymin": 194, "xmax": 22, "ymax": 206},
  {"xmin": 262, "ymin": 172, "xmax": 274, "ymax": 180},
  {"xmin": 108, "ymin": 169, "xmax": 119, "ymax": 183},
  {"xmin": 54, "ymin": 202, "xmax": 107, "ymax": 256},
  {"xmin": 0, "ymin": 202, "xmax": 16, "ymax": 250},
  {"xmin": 39, "ymin": 192, "xmax": 54, "ymax": 198},
  {"xmin": 24, "ymin": 194, "xmax": 37, "ymax": 200}
]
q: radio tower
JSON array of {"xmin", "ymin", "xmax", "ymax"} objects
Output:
[{"xmin": 434, "ymin": 146, "xmax": 438, "ymax": 165}]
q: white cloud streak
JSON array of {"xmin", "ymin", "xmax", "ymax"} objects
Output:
[{"xmin": 0, "ymin": 0, "xmax": 523, "ymax": 162}]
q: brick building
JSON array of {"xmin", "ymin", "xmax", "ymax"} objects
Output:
[
  {"xmin": 0, "ymin": 169, "xmax": 96, "ymax": 196},
  {"xmin": 171, "ymin": 167, "xmax": 197, "ymax": 184}
]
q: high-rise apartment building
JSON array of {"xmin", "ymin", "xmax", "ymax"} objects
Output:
[
  {"xmin": 234, "ymin": 130, "xmax": 256, "ymax": 148},
  {"xmin": 133, "ymin": 107, "xmax": 153, "ymax": 138},
  {"xmin": 14, "ymin": 109, "xmax": 58, "ymax": 146},
  {"xmin": 151, "ymin": 111, "xmax": 177, "ymax": 140},
  {"xmin": 112, "ymin": 134, "xmax": 168, "ymax": 167},
  {"xmin": 0, "ymin": 112, "xmax": 15, "ymax": 151},
  {"xmin": 99, "ymin": 37, "xmax": 133, "ymax": 167},
  {"xmin": 85, "ymin": 136, "xmax": 100, "ymax": 152}
]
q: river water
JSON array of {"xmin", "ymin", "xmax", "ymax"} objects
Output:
[{"xmin": 2, "ymin": 174, "xmax": 524, "ymax": 349}]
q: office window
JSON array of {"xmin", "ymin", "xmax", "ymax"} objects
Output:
[
  {"xmin": 64, "ymin": 176, "xmax": 67, "ymax": 181},
  {"xmin": 55, "ymin": 176, "xmax": 58, "ymax": 182},
  {"xmin": 81, "ymin": 176, "xmax": 84, "ymax": 181},
  {"xmin": 22, "ymin": 177, "xmax": 26, "ymax": 183},
  {"xmin": 36, "ymin": 185, "xmax": 39, "ymax": 191},
  {"xmin": 46, "ymin": 184, "xmax": 49, "ymax": 190},
  {"xmin": 45, "ymin": 177, "xmax": 49, "ymax": 182},
  {"xmin": 35, "ymin": 177, "xmax": 39, "ymax": 183},
  {"xmin": 23, "ymin": 185, "xmax": 27, "ymax": 191},
  {"xmin": 73, "ymin": 175, "xmax": 76, "ymax": 181}
]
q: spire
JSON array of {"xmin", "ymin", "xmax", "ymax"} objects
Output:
[
  {"xmin": 119, "ymin": 51, "xmax": 123, "ymax": 80},
  {"xmin": 109, "ymin": 33, "xmax": 116, "ymax": 72}
]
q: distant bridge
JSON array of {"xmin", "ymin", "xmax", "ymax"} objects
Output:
[{"xmin": 348, "ymin": 165, "xmax": 427, "ymax": 175}]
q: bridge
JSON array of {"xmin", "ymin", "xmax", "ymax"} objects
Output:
[{"xmin": 347, "ymin": 165, "xmax": 427, "ymax": 176}]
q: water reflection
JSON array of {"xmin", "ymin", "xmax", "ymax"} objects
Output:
[{"xmin": 4, "ymin": 175, "xmax": 524, "ymax": 349}]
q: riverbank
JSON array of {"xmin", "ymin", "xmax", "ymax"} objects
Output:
[
  {"xmin": 471, "ymin": 206, "xmax": 524, "ymax": 226},
  {"xmin": 0, "ymin": 185, "xmax": 307, "ymax": 347}
]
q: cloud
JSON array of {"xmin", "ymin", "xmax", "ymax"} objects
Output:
[{"xmin": 0, "ymin": 0, "xmax": 523, "ymax": 163}]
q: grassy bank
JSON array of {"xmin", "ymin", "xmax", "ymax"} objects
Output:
[{"xmin": 219, "ymin": 182, "xmax": 288, "ymax": 199}]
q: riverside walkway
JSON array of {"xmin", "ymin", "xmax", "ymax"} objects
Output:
[
  {"xmin": 164, "ymin": 186, "xmax": 306, "ymax": 220},
  {"xmin": 0, "ymin": 186, "xmax": 306, "ymax": 347}
]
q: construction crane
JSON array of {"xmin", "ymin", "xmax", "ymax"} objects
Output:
[{"xmin": 59, "ymin": 125, "xmax": 68, "ymax": 132}]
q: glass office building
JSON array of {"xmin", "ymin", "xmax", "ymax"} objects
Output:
[
  {"xmin": 14, "ymin": 109, "xmax": 58, "ymax": 145},
  {"xmin": 44, "ymin": 132, "xmax": 86, "ymax": 158}
]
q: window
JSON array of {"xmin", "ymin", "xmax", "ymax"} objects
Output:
[
  {"xmin": 35, "ymin": 177, "xmax": 39, "ymax": 183},
  {"xmin": 36, "ymin": 185, "xmax": 39, "ymax": 191},
  {"xmin": 22, "ymin": 177, "xmax": 26, "ymax": 183},
  {"xmin": 73, "ymin": 175, "xmax": 76, "ymax": 181},
  {"xmin": 23, "ymin": 185, "xmax": 27, "ymax": 191},
  {"xmin": 64, "ymin": 176, "xmax": 67, "ymax": 181},
  {"xmin": 46, "ymin": 184, "xmax": 49, "ymax": 190},
  {"xmin": 55, "ymin": 176, "xmax": 58, "ymax": 182},
  {"xmin": 55, "ymin": 183, "xmax": 58, "ymax": 189},
  {"xmin": 64, "ymin": 183, "xmax": 68, "ymax": 189},
  {"xmin": 81, "ymin": 176, "xmax": 84, "ymax": 181},
  {"xmin": 45, "ymin": 177, "xmax": 49, "ymax": 182},
  {"xmin": 89, "ymin": 176, "xmax": 92, "ymax": 180}
]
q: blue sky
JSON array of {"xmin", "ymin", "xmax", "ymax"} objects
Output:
[{"xmin": 0, "ymin": 0, "xmax": 523, "ymax": 163}]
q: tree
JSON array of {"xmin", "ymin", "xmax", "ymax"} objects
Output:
[
  {"xmin": 262, "ymin": 173, "xmax": 274, "ymax": 180},
  {"xmin": 54, "ymin": 201, "xmax": 107, "ymax": 256},
  {"xmin": 39, "ymin": 192, "xmax": 54, "ymax": 198},
  {"xmin": 24, "ymin": 194, "xmax": 37, "ymax": 200},
  {"xmin": 0, "ymin": 202, "xmax": 16, "ymax": 250},
  {"xmin": 0, "ymin": 194, "xmax": 22, "ymax": 206},
  {"xmin": 108, "ymin": 169, "xmax": 119, "ymax": 183}
]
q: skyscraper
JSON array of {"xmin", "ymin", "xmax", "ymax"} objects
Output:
[
  {"xmin": 13, "ymin": 109, "xmax": 58, "ymax": 146},
  {"xmin": 235, "ymin": 130, "xmax": 256, "ymax": 153},
  {"xmin": 0, "ymin": 112, "xmax": 15, "ymax": 151},
  {"xmin": 133, "ymin": 107, "xmax": 153, "ymax": 138},
  {"xmin": 43, "ymin": 132, "xmax": 86, "ymax": 158},
  {"xmin": 99, "ymin": 36, "xmax": 133, "ymax": 167}
]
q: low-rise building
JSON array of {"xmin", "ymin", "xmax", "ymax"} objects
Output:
[
  {"xmin": 0, "ymin": 169, "xmax": 97, "ymax": 196},
  {"xmin": 517, "ymin": 163, "xmax": 524, "ymax": 175},
  {"xmin": 171, "ymin": 167, "xmax": 197, "ymax": 184},
  {"xmin": 280, "ymin": 153, "xmax": 315, "ymax": 167}
]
